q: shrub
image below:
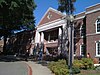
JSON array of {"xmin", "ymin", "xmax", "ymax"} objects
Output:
[
  {"xmin": 73, "ymin": 59, "xmax": 83, "ymax": 69},
  {"xmin": 73, "ymin": 58, "xmax": 94, "ymax": 70},
  {"xmin": 72, "ymin": 66, "xmax": 80, "ymax": 74},
  {"xmin": 48, "ymin": 59, "xmax": 69, "ymax": 75},
  {"xmin": 81, "ymin": 58, "xmax": 94, "ymax": 69}
]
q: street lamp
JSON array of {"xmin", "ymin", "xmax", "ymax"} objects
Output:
[
  {"xmin": 57, "ymin": 0, "xmax": 75, "ymax": 74},
  {"xmin": 68, "ymin": 15, "xmax": 74, "ymax": 75},
  {"xmin": 69, "ymin": 15, "xmax": 74, "ymax": 75}
]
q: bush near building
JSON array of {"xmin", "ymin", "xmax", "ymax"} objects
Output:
[
  {"xmin": 48, "ymin": 59, "xmax": 80, "ymax": 75},
  {"xmin": 48, "ymin": 60, "xmax": 69, "ymax": 75},
  {"xmin": 73, "ymin": 58, "xmax": 94, "ymax": 70},
  {"xmin": 48, "ymin": 58, "xmax": 96, "ymax": 75}
]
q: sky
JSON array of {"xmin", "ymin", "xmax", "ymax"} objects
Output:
[{"xmin": 34, "ymin": 0, "xmax": 100, "ymax": 26}]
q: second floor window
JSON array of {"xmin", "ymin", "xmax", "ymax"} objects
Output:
[{"xmin": 96, "ymin": 19, "xmax": 100, "ymax": 33}]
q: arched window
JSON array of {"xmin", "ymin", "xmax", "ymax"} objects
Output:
[{"xmin": 96, "ymin": 18, "xmax": 100, "ymax": 33}]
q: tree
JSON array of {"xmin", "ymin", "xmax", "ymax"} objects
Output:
[
  {"xmin": 57, "ymin": 0, "xmax": 76, "ymax": 57},
  {"xmin": 0, "ymin": 0, "xmax": 36, "ymax": 54},
  {"xmin": 58, "ymin": 0, "xmax": 76, "ymax": 14}
]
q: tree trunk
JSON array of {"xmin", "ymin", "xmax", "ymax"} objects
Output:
[{"xmin": 3, "ymin": 36, "xmax": 7, "ymax": 55}]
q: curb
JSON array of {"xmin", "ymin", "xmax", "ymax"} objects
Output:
[{"xmin": 25, "ymin": 62, "xmax": 32, "ymax": 75}]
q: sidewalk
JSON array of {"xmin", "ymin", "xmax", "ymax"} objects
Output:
[{"xmin": 25, "ymin": 61, "xmax": 55, "ymax": 75}]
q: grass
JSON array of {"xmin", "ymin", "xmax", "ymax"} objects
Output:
[
  {"xmin": 75, "ymin": 70, "xmax": 100, "ymax": 75},
  {"xmin": 76, "ymin": 74, "xmax": 100, "ymax": 75}
]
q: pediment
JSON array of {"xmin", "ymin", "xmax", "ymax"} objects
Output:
[{"xmin": 38, "ymin": 7, "xmax": 65, "ymax": 26}]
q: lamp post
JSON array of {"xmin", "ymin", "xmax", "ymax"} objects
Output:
[
  {"xmin": 67, "ymin": 15, "xmax": 74, "ymax": 75},
  {"xmin": 58, "ymin": 0, "xmax": 75, "ymax": 74}
]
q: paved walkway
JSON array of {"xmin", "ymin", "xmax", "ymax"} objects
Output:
[
  {"xmin": 25, "ymin": 61, "xmax": 55, "ymax": 75},
  {"xmin": 0, "ymin": 62, "xmax": 28, "ymax": 75}
]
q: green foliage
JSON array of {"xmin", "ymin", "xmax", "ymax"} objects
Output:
[
  {"xmin": 73, "ymin": 58, "xmax": 94, "ymax": 70},
  {"xmin": 0, "ymin": 0, "xmax": 7, "ymax": 7},
  {"xmin": 73, "ymin": 59, "xmax": 83, "ymax": 69},
  {"xmin": 72, "ymin": 66, "xmax": 80, "ymax": 74},
  {"xmin": 58, "ymin": 0, "xmax": 76, "ymax": 14},
  {"xmin": 48, "ymin": 59, "xmax": 80, "ymax": 75},
  {"xmin": 48, "ymin": 59, "xmax": 69, "ymax": 75},
  {"xmin": 0, "ymin": 0, "xmax": 36, "ymax": 54},
  {"xmin": 0, "ymin": 0, "xmax": 36, "ymax": 33},
  {"xmin": 81, "ymin": 58, "xmax": 94, "ymax": 69}
]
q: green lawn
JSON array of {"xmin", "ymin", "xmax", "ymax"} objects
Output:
[
  {"xmin": 76, "ymin": 74, "xmax": 100, "ymax": 75},
  {"xmin": 75, "ymin": 70, "xmax": 100, "ymax": 75}
]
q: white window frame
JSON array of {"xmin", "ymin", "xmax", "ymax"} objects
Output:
[
  {"xmin": 80, "ymin": 44, "xmax": 84, "ymax": 56},
  {"xmin": 96, "ymin": 19, "xmax": 100, "ymax": 34},
  {"xmin": 80, "ymin": 25, "xmax": 84, "ymax": 38},
  {"xmin": 80, "ymin": 25, "xmax": 82, "ymax": 37},
  {"xmin": 96, "ymin": 41, "xmax": 100, "ymax": 57}
]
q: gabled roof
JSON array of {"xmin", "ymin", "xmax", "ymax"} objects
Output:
[{"xmin": 37, "ymin": 7, "xmax": 65, "ymax": 26}]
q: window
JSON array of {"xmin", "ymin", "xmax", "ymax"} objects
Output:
[
  {"xmin": 96, "ymin": 19, "xmax": 100, "ymax": 33},
  {"xmin": 80, "ymin": 44, "xmax": 85, "ymax": 56},
  {"xmin": 80, "ymin": 24, "xmax": 85, "ymax": 38},
  {"xmin": 96, "ymin": 41, "xmax": 100, "ymax": 57}
]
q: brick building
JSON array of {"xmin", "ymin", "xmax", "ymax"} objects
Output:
[
  {"xmin": 34, "ymin": 7, "xmax": 71, "ymax": 59},
  {"xmin": 1, "ymin": 3, "xmax": 99, "ymax": 62},
  {"xmin": 75, "ymin": 3, "xmax": 100, "ymax": 62},
  {"xmin": 33, "ymin": 3, "xmax": 100, "ymax": 62}
]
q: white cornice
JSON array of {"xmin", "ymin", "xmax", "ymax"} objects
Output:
[
  {"xmin": 86, "ymin": 33, "xmax": 100, "ymax": 36},
  {"xmin": 86, "ymin": 3, "xmax": 100, "ymax": 9},
  {"xmin": 37, "ymin": 19, "xmax": 66, "ymax": 32},
  {"xmin": 75, "ymin": 11, "xmax": 85, "ymax": 16},
  {"xmin": 75, "ymin": 16, "xmax": 85, "ymax": 20},
  {"xmin": 74, "ymin": 3, "xmax": 100, "ymax": 19},
  {"xmin": 86, "ymin": 8, "xmax": 100, "ymax": 14},
  {"xmin": 38, "ymin": 19, "xmax": 61, "ymax": 28}
]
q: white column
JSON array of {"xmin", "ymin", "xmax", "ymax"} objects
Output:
[
  {"xmin": 63, "ymin": 24, "xmax": 66, "ymax": 29},
  {"xmin": 35, "ymin": 31, "xmax": 40, "ymax": 43},
  {"xmin": 58, "ymin": 27, "xmax": 62, "ymax": 54},
  {"xmin": 41, "ymin": 32, "xmax": 44, "ymax": 43},
  {"xmin": 30, "ymin": 47, "xmax": 33, "ymax": 55},
  {"xmin": 59, "ymin": 27, "xmax": 62, "ymax": 36},
  {"xmin": 29, "ymin": 40, "xmax": 34, "ymax": 55}
]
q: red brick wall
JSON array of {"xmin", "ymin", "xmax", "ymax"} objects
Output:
[
  {"xmin": 87, "ymin": 35, "xmax": 100, "ymax": 58},
  {"xmin": 86, "ymin": 11, "xmax": 100, "ymax": 34},
  {"xmin": 86, "ymin": 9, "xmax": 100, "ymax": 58}
]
